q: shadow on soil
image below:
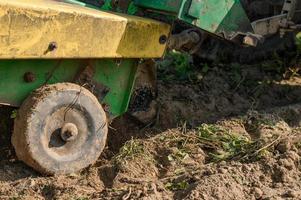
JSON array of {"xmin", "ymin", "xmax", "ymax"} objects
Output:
[{"xmin": 108, "ymin": 78, "xmax": 301, "ymax": 156}]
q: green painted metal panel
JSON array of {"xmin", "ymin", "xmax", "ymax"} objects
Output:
[
  {"xmin": 63, "ymin": 0, "xmax": 99, "ymax": 8},
  {"xmin": 132, "ymin": 0, "xmax": 253, "ymax": 36},
  {"xmin": 70, "ymin": 0, "xmax": 253, "ymax": 39},
  {"xmin": 0, "ymin": 59, "xmax": 138, "ymax": 118},
  {"xmin": 182, "ymin": 0, "xmax": 253, "ymax": 37},
  {"xmin": 133, "ymin": 0, "xmax": 183, "ymax": 14},
  {"xmin": 94, "ymin": 59, "xmax": 138, "ymax": 117}
]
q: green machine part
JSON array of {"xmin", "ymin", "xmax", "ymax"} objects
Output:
[
  {"xmin": 72, "ymin": 0, "xmax": 253, "ymax": 40},
  {"xmin": 134, "ymin": 0, "xmax": 253, "ymax": 39},
  {"xmin": 0, "ymin": 0, "xmax": 252, "ymax": 119},
  {"xmin": 0, "ymin": 59, "xmax": 137, "ymax": 118},
  {"xmin": 0, "ymin": 0, "xmax": 171, "ymax": 119}
]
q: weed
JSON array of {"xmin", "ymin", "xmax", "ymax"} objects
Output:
[
  {"xmin": 114, "ymin": 138, "xmax": 143, "ymax": 161},
  {"xmin": 257, "ymin": 149, "xmax": 272, "ymax": 159},
  {"xmin": 172, "ymin": 51, "xmax": 192, "ymax": 76},
  {"xmin": 244, "ymin": 112, "xmax": 278, "ymax": 133},
  {"xmin": 165, "ymin": 180, "xmax": 189, "ymax": 191},
  {"xmin": 174, "ymin": 168, "xmax": 186, "ymax": 175},
  {"xmin": 167, "ymin": 148, "xmax": 189, "ymax": 163},
  {"xmin": 10, "ymin": 110, "xmax": 17, "ymax": 119},
  {"xmin": 113, "ymin": 138, "xmax": 153, "ymax": 164},
  {"xmin": 157, "ymin": 50, "xmax": 194, "ymax": 81},
  {"xmin": 201, "ymin": 63, "xmax": 210, "ymax": 74},
  {"xmin": 159, "ymin": 123, "xmax": 263, "ymax": 163},
  {"xmin": 196, "ymin": 124, "xmax": 254, "ymax": 161}
]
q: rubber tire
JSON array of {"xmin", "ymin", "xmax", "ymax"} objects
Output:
[{"xmin": 11, "ymin": 83, "xmax": 108, "ymax": 175}]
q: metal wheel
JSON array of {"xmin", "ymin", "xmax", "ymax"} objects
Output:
[{"xmin": 12, "ymin": 83, "xmax": 108, "ymax": 175}]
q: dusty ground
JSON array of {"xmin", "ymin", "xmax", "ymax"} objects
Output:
[{"xmin": 0, "ymin": 44, "xmax": 301, "ymax": 199}]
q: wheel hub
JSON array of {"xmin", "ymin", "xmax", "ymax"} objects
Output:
[
  {"xmin": 60, "ymin": 123, "xmax": 78, "ymax": 142},
  {"xmin": 12, "ymin": 83, "xmax": 108, "ymax": 175}
]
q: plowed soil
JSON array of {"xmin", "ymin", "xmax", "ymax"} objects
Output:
[{"xmin": 0, "ymin": 52, "xmax": 301, "ymax": 200}]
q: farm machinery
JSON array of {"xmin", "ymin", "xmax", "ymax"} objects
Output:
[{"xmin": 0, "ymin": 0, "xmax": 300, "ymax": 174}]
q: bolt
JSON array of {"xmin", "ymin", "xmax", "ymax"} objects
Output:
[
  {"xmin": 159, "ymin": 35, "xmax": 167, "ymax": 44},
  {"xmin": 48, "ymin": 42, "xmax": 58, "ymax": 52},
  {"xmin": 24, "ymin": 72, "xmax": 35, "ymax": 83},
  {"xmin": 115, "ymin": 59, "xmax": 122, "ymax": 66}
]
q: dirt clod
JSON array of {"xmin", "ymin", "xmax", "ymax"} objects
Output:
[{"xmin": 253, "ymin": 187, "xmax": 263, "ymax": 199}]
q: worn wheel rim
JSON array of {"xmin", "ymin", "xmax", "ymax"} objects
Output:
[
  {"xmin": 43, "ymin": 106, "xmax": 92, "ymax": 161},
  {"xmin": 12, "ymin": 83, "xmax": 108, "ymax": 174}
]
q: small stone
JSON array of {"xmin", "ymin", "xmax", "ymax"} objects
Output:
[
  {"xmin": 193, "ymin": 175, "xmax": 201, "ymax": 181},
  {"xmin": 200, "ymin": 193, "xmax": 209, "ymax": 199},
  {"xmin": 253, "ymin": 187, "xmax": 263, "ymax": 199},
  {"xmin": 273, "ymin": 166, "xmax": 293, "ymax": 183},
  {"xmin": 136, "ymin": 190, "xmax": 143, "ymax": 197},
  {"xmin": 272, "ymin": 182, "xmax": 283, "ymax": 188},
  {"xmin": 29, "ymin": 179, "xmax": 36, "ymax": 187},
  {"xmin": 218, "ymin": 168, "xmax": 227, "ymax": 174},
  {"xmin": 286, "ymin": 151, "xmax": 300, "ymax": 161},
  {"xmin": 285, "ymin": 190, "xmax": 298, "ymax": 198},
  {"xmin": 203, "ymin": 168, "xmax": 214, "ymax": 176},
  {"xmin": 190, "ymin": 191, "xmax": 200, "ymax": 199},
  {"xmin": 279, "ymin": 158, "xmax": 295, "ymax": 170},
  {"xmin": 276, "ymin": 140, "xmax": 291, "ymax": 153},
  {"xmin": 56, "ymin": 190, "xmax": 61, "ymax": 196},
  {"xmin": 242, "ymin": 165, "xmax": 251, "ymax": 172},
  {"xmin": 219, "ymin": 161, "xmax": 227, "ymax": 166},
  {"xmin": 68, "ymin": 173, "xmax": 79, "ymax": 178}
]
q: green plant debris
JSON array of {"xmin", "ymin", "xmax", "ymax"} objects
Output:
[
  {"xmin": 155, "ymin": 122, "xmax": 277, "ymax": 164},
  {"xmin": 167, "ymin": 148, "xmax": 189, "ymax": 162},
  {"xmin": 196, "ymin": 124, "xmax": 255, "ymax": 161},
  {"xmin": 113, "ymin": 138, "xmax": 152, "ymax": 164},
  {"xmin": 114, "ymin": 138, "xmax": 144, "ymax": 161},
  {"xmin": 10, "ymin": 110, "xmax": 17, "ymax": 119},
  {"xmin": 201, "ymin": 63, "xmax": 210, "ymax": 74},
  {"xmin": 165, "ymin": 180, "xmax": 189, "ymax": 191},
  {"xmin": 170, "ymin": 51, "xmax": 191, "ymax": 76},
  {"xmin": 244, "ymin": 112, "xmax": 279, "ymax": 133},
  {"xmin": 157, "ymin": 50, "xmax": 194, "ymax": 81}
]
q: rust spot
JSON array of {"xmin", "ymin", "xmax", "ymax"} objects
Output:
[{"xmin": 24, "ymin": 72, "xmax": 35, "ymax": 83}]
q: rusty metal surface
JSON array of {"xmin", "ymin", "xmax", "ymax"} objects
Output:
[{"xmin": 0, "ymin": 0, "xmax": 170, "ymax": 59}]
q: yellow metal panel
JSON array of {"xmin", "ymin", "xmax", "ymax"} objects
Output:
[{"xmin": 0, "ymin": 0, "xmax": 171, "ymax": 59}]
